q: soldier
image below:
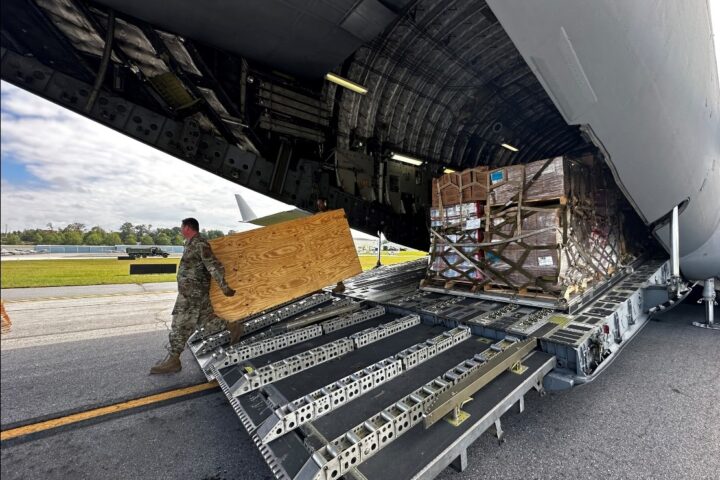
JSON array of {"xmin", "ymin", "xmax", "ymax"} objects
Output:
[{"xmin": 150, "ymin": 217, "xmax": 238, "ymax": 374}]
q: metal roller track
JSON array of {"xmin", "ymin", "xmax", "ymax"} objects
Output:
[
  {"xmin": 396, "ymin": 326, "xmax": 471, "ymax": 370},
  {"xmin": 348, "ymin": 314, "xmax": 420, "ymax": 348},
  {"xmin": 237, "ymin": 299, "xmax": 358, "ymax": 347},
  {"xmin": 204, "ymin": 325, "xmax": 324, "ymax": 371},
  {"xmin": 257, "ymin": 316, "xmax": 464, "ymax": 444},
  {"xmin": 208, "ymin": 308, "xmax": 394, "ymax": 371},
  {"xmin": 192, "ymin": 330, "xmax": 231, "ymax": 356},
  {"xmin": 295, "ymin": 335, "xmax": 527, "ymax": 480},
  {"xmin": 320, "ymin": 306, "xmax": 386, "ymax": 334},
  {"xmin": 507, "ymin": 309, "xmax": 556, "ymax": 336},
  {"xmin": 257, "ymin": 357, "xmax": 404, "ymax": 444},
  {"xmin": 230, "ymin": 338, "xmax": 355, "ymax": 397},
  {"xmin": 242, "ymin": 293, "xmax": 335, "ymax": 335},
  {"xmin": 189, "ymin": 293, "xmax": 334, "ymax": 354},
  {"xmin": 229, "ymin": 309, "xmax": 412, "ymax": 397},
  {"xmin": 469, "ymin": 303, "xmax": 521, "ymax": 326},
  {"xmin": 284, "ymin": 299, "xmax": 361, "ymax": 331}
]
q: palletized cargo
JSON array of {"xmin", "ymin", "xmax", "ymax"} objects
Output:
[
  {"xmin": 424, "ymin": 155, "xmax": 633, "ymax": 306},
  {"xmin": 427, "ymin": 202, "xmax": 485, "ymax": 284},
  {"xmin": 483, "ymin": 204, "xmax": 624, "ymax": 297}
]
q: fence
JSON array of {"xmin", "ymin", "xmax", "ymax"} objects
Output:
[{"xmin": 33, "ymin": 245, "xmax": 185, "ymax": 254}]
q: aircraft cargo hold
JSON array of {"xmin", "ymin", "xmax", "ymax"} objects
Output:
[{"xmin": 424, "ymin": 156, "xmax": 636, "ymax": 308}]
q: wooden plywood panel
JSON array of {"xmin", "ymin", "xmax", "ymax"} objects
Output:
[{"xmin": 209, "ymin": 210, "xmax": 361, "ymax": 321}]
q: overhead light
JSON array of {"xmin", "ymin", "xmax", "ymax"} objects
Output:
[
  {"xmin": 325, "ymin": 73, "xmax": 368, "ymax": 94},
  {"xmin": 443, "ymin": 168, "xmax": 456, "ymax": 174},
  {"xmin": 501, "ymin": 143, "xmax": 519, "ymax": 152},
  {"xmin": 390, "ymin": 153, "xmax": 424, "ymax": 166}
]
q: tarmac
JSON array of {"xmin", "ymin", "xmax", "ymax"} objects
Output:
[{"xmin": 0, "ymin": 283, "xmax": 718, "ymax": 480}]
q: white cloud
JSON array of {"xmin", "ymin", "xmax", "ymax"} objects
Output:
[{"xmin": 0, "ymin": 81, "xmax": 291, "ymax": 233}]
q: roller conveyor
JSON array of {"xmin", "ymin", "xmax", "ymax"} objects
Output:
[{"xmin": 189, "ymin": 256, "xmax": 671, "ymax": 479}]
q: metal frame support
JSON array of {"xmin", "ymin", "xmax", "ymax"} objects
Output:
[
  {"xmin": 671, "ymin": 206, "xmax": 680, "ymax": 278},
  {"xmin": 450, "ymin": 449, "xmax": 467, "ymax": 473},
  {"xmin": 493, "ymin": 419, "xmax": 504, "ymax": 443},
  {"xmin": 693, "ymin": 278, "xmax": 719, "ymax": 330},
  {"xmin": 667, "ymin": 205, "xmax": 686, "ymax": 298},
  {"xmin": 85, "ymin": 9, "xmax": 115, "ymax": 112},
  {"xmin": 375, "ymin": 230, "xmax": 382, "ymax": 268}
]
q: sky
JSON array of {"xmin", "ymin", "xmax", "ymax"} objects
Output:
[{"xmin": 0, "ymin": 81, "xmax": 294, "ymax": 234}]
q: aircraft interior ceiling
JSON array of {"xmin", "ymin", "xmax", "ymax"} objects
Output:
[{"xmin": 0, "ymin": 0, "xmax": 700, "ymax": 255}]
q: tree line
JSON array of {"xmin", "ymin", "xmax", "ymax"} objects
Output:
[{"xmin": 0, "ymin": 222, "xmax": 232, "ymax": 246}]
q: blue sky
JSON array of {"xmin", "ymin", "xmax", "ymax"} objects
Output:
[
  {"xmin": 1, "ymin": 152, "xmax": 46, "ymax": 186},
  {"xmin": 0, "ymin": 81, "xmax": 294, "ymax": 233}
]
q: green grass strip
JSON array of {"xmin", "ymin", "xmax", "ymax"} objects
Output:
[
  {"xmin": 1, "ymin": 258, "xmax": 180, "ymax": 288},
  {"xmin": 1, "ymin": 252, "xmax": 427, "ymax": 289}
]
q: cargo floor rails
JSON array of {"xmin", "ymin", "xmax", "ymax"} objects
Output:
[{"xmin": 189, "ymin": 256, "xmax": 670, "ymax": 479}]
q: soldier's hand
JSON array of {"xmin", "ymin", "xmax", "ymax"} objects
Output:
[{"xmin": 223, "ymin": 286, "xmax": 236, "ymax": 297}]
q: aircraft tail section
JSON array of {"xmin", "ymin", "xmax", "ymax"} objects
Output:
[{"xmin": 235, "ymin": 194, "xmax": 257, "ymax": 222}]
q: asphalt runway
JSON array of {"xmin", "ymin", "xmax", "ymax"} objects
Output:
[
  {"xmin": 0, "ymin": 285, "xmax": 718, "ymax": 480},
  {"xmin": 1, "ymin": 283, "xmax": 176, "ymax": 349}
]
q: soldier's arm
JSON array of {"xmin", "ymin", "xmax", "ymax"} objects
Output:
[{"xmin": 200, "ymin": 243, "xmax": 232, "ymax": 292}]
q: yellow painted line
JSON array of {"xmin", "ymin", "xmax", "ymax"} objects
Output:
[
  {"xmin": 3, "ymin": 290, "xmax": 177, "ymax": 304},
  {"xmin": 0, "ymin": 381, "xmax": 218, "ymax": 441}
]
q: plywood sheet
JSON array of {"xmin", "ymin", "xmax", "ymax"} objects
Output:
[{"xmin": 209, "ymin": 210, "xmax": 361, "ymax": 321}]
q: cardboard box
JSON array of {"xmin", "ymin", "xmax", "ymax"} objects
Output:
[
  {"xmin": 487, "ymin": 156, "xmax": 589, "ymax": 206},
  {"xmin": 431, "ymin": 167, "xmax": 488, "ymax": 207}
]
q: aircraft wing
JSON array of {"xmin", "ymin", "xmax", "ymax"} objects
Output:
[{"xmin": 246, "ymin": 209, "xmax": 310, "ymax": 227}]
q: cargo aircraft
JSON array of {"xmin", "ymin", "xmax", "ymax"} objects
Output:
[{"xmin": 2, "ymin": 1, "xmax": 717, "ymax": 478}]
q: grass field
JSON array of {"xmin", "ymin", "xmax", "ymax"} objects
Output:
[
  {"xmin": 1, "ymin": 252, "xmax": 427, "ymax": 288},
  {"xmin": 358, "ymin": 251, "xmax": 427, "ymax": 271},
  {"xmin": 0, "ymin": 258, "xmax": 180, "ymax": 288}
]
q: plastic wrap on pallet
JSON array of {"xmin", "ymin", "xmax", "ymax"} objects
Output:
[
  {"xmin": 428, "ymin": 231, "xmax": 485, "ymax": 282},
  {"xmin": 484, "ymin": 206, "xmax": 623, "ymax": 294},
  {"xmin": 430, "ymin": 202, "xmax": 484, "ymax": 229}
]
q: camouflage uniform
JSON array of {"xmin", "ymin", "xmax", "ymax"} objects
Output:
[{"xmin": 167, "ymin": 234, "xmax": 230, "ymax": 354}]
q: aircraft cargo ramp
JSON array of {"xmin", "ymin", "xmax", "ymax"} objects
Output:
[{"xmin": 189, "ymin": 257, "xmax": 671, "ymax": 480}]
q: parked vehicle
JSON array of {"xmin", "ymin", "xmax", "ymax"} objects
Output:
[{"xmin": 125, "ymin": 247, "xmax": 169, "ymax": 259}]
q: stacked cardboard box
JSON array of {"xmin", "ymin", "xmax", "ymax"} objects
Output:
[
  {"xmin": 487, "ymin": 156, "xmax": 589, "ymax": 206},
  {"xmin": 425, "ymin": 155, "xmax": 629, "ymax": 302},
  {"xmin": 431, "ymin": 167, "xmax": 488, "ymax": 207}
]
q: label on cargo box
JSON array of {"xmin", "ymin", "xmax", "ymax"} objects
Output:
[
  {"xmin": 490, "ymin": 170, "xmax": 505, "ymax": 184},
  {"xmin": 538, "ymin": 256, "xmax": 555, "ymax": 267},
  {"xmin": 486, "ymin": 252, "xmax": 501, "ymax": 264},
  {"xmin": 465, "ymin": 218, "xmax": 482, "ymax": 230}
]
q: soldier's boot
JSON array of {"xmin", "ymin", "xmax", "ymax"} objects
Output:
[
  {"xmin": 228, "ymin": 321, "xmax": 244, "ymax": 345},
  {"xmin": 150, "ymin": 353, "xmax": 181, "ymax": 374}
]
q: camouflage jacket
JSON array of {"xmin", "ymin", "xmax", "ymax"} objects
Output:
[{"xmin": 177, "ymin": 234, "xmax": 228, "ymax": 298}]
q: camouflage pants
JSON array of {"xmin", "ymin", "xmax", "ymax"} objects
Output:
[{"xmin": 167, "ymin": 293, "xmax": 227, "ymax": 354}]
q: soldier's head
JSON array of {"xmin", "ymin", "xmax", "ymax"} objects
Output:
[
  {"xmin": 181, "ymin": 217, "xmax": 199, "ymax": 239},
  {"xmin": 316, "ymin": 197, "xmax": 328, "ymax": 212}
]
